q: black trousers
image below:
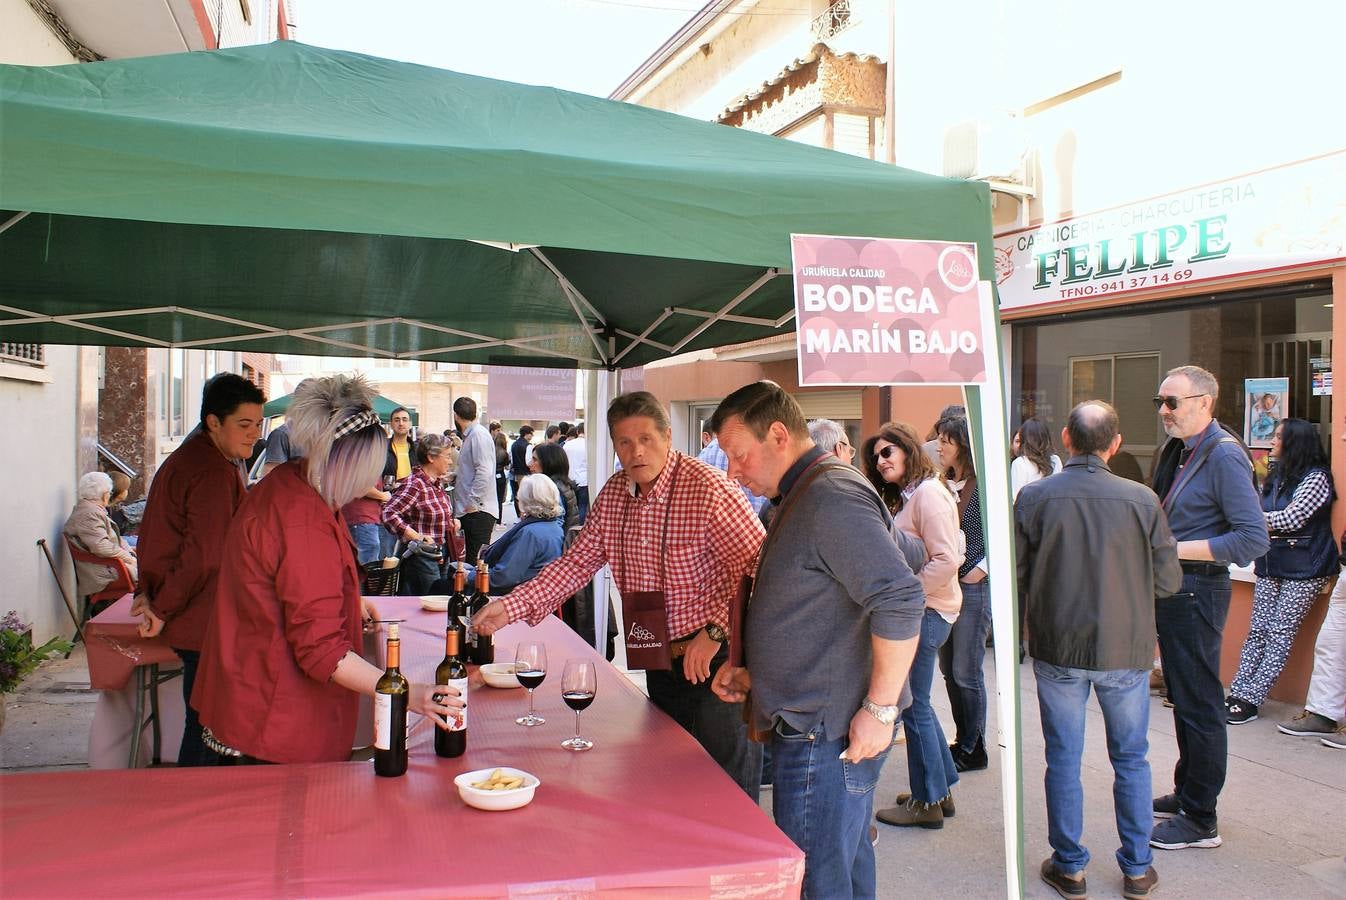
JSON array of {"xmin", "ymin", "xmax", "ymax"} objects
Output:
[{"xmin": 460, "ymin": 511, "xmax": 497, "ymax": 565}]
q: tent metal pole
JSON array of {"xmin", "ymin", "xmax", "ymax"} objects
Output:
[
  {"xmin": 670, "ymin": 268, "xmax": 779, "ymax": 354},
  {"xmin": 590, "ymin": 368, "xmax": 620, "ymax": 656},
  {"xmin": 668, "ymin": 307, "xmax": 782, "ymax": 327},
  {"xmin": 527, "ymin": 248, "xmax": 609, "ymax": 364},
  {"xmin": 0, "ymin": 211, "xmax": 31, "ymax": 235},
  {"xmin": 613, "ymin": 328, "xmax": 674, "ymax": 353},
  {"xmin": 611, "ymin": 308, "xmax": 674, "ymax": 367}
]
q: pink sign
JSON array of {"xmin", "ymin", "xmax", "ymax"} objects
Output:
[
  {"xmin": 485, "ymin": 366, "xmax": 577, "ymax": 421},
  {"xmin": 791, "ymin": 234, "xmax": 988, "ymax": 386}
]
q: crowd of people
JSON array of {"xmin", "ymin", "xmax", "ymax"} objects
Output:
[{"xmin": 58, "ymin": 361, "xmax": 1346, "ymax": 899}]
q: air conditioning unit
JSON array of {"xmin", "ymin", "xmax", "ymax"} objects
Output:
[{"xmin": 942, "ymin": 116, "xmax": 1036, "ymax": 198}]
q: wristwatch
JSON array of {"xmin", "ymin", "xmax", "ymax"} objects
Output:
[
  {"xmin": 704, "ymin": 623, "xmax": 728, "ymax": 643},
  {"xmin": 861, "ymin": 697, "xmax": 899, "ymax": 726}
]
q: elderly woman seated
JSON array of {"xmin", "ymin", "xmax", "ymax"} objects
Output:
[
  {"xmin": 455, "ymin": 474, "xmax": 564, "ymax": 595},
  {"xmin": 63, "ymin": 471, "xmax": 138, "ymax": 597}
]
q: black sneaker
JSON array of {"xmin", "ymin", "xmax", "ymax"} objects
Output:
[
  {"xmin": 1123, "ymin": 867, "xmax": 1159, "ymax": 899},
  {"xmin": 952, "ymin": 737, "xmax": 988, "ymax": 772},
  {"xmin": 1152, "ymin": 793, "xmax": 1181, "ymax": 819},
  {"xmin": 1226, "ymin": 698, "xmax": 1258, "ymax": 725},
  {"xmin": 1278, "ymin": 710, "xmax": 1338, "ymax": 736},
  {"xmin": 1150, "ymin": 812, "xmax": 1221, "ymax": 850},
  {"xmin": 1039, "ymin": 858, "xmax": 1087, "ymax": 899}
]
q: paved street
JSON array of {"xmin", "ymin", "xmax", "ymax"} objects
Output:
[{"xmin": 4, "ymin": 644, "xmax": 1344, "ymax": 898}]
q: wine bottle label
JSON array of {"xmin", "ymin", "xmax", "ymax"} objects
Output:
[
  {"xmin": 373, "ymin": 693, "xmax": 392, "ymax": 750},
  {"xmin": 447, "ymin": 677, "xmax": 468, "ymax": 731}
]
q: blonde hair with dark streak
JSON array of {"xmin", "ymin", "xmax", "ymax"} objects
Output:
[{"xmin": 286, "ymin": 374, "xmax": 388, "ymax": 510}]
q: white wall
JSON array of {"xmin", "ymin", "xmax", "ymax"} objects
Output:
[
  {"xmin": 0, "ymin": 0, "xmax": 79, "ymax": 66},
  {"xmin": 0, "ymin": 349, "xmax": 85, "ymax": 642}
]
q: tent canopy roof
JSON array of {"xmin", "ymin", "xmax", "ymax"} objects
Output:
[
  {"xmin": 263, "ymin": 391, "xmax": 417, "ymax": 425},
  {"xmin": 0, "ymin": 41, "xmax": 992, "ymax": 368}
]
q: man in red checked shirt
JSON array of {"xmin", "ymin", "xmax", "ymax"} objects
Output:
[{"xmin": 474, "ymin": 391, "xmax": 766, "ymax": 798}]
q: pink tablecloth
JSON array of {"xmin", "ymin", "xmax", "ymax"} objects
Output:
[
  {"xmin": 84, "ymin": 595, "xmax": 184, "ymax": 768},
  {"xmin": 4, "ymin": 598, "xmax": 804, "ymax": 898}
]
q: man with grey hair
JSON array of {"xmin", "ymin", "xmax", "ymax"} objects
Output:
[
  {"xmin": 1148, "ymin": 364, "xmax": 1267, "ymax": 850},
  {"xmin": 474, "ymin": 390, "xmax": 767, "ymax": 798},
  {"xmin": 808, "ymin": 418, "xmax": 854, "ymax": 466},
  {"xmin": 1018, "ymin": 400, "xmax": 1181, "ymax": 899}
]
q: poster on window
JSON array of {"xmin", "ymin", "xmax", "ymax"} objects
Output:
[{"xmin": 1243, "ymin": 377, "xmax": 1289, "ymax": 449}]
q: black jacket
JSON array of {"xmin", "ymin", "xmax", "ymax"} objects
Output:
[{"xmin": 1015, "ymin": 454, "xmax": 1183, "ymax": 671}]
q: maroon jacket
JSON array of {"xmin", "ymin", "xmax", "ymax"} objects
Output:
[
  {"xmin": 137, "ymin": 431, "xmax": 246, "ymax": 652},
  {"xmin": 194, "ymin": 462, "xmax": 364, "ymax": 763}
]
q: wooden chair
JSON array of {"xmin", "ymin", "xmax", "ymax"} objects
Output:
[{"xmin": 62, "ymin": 534, "xmax": 135, "ymax": 644}]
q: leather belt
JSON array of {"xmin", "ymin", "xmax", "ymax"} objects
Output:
[
  {"xmin": 1181, "ymin": 562, "xmax": 1229, "ymax": 577},
  {"xmin": 668, "ymin": 631, "xmax": 700, "ymax": 659}
]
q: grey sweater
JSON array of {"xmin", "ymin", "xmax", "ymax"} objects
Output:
[{"xmin": 746, "ymin": 449, "xmax": 925, "ymax": 741}]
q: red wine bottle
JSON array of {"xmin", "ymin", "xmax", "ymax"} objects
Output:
[
  {"xmin": 434, "ymin": 624, "xmax": 468, "ymax": 758},
  {"xmin": 448, "ymin": 563, "xmax": 469, "ymax": 634},
  {"xmin": 374, "ymin": 622, "xmax": 409, "ymax": 777},
  {"xmin": 468, "ymin": 557, "xmax": 494, "ymax": 665}
]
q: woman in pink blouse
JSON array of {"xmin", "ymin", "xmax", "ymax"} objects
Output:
[{"xmin": 863, "ymin": 422, "xmax": 966, "ymax": 831}]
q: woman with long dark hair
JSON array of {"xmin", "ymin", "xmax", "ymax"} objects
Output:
[
  {"xmin": 861, "ymin": 423, "xmax": 965, "ymax": 829},
  {"xmin": 531, "ymin": 442, "xmax": 580, "ymax": 534},
  {"xmin": 1011, "ymin": 417, "xmax": 1062, "ymax": 501},
  {"xmin": 936, "ymin": 413, "xmax": 992, "ymax": 772},
  {"xmin": 1227, "ymin": 418, "xmax": 1337, "ymax": 724}
]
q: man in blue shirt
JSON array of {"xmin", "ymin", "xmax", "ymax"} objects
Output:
[{"xmin": 1148, "ymin": 365, "xmax": 1268, "ymax": 851}]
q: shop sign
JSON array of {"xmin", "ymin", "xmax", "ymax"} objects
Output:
[
  {"xmin": 484, "ymin": 366, "xmax": 576, "ymax": 421},
  {"xmin": 790, "ymin": 234, "xmax": 989, "ymax": 386},
  {"xmin": 994, "ymin": 150, "xmax": 1346, "ymax": 312}
]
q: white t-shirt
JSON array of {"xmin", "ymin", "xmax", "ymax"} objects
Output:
[
  {"xmin": 1011, "ymin": 454, "xmax": 1063, "ymax": 502},
  {"xmin": 564, "ymin": 436, "xmax": 588, "ymax": 487}
]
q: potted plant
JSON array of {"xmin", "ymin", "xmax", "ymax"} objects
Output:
[{"xmin": 0, "ymin": 610, "xmax": 74, "ymax": 735}]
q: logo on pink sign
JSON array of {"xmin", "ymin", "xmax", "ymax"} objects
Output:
[{"xmin": 791, "ymin": 234, "xmax": 988, "ymax": 386}]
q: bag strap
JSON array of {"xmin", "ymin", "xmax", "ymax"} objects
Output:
[
  {"xmin": 1162, "ymin": 434, "xmax": 1243, "ymax": 512},
  {"xmin": 954, "ymin": 472, "xmax": 977, "ymax": 523},
  {"xmin": 753, "ymin": 455, "xmax": 841, "ymax": 582}
]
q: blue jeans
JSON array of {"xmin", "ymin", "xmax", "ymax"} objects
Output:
[
  {"xmin": 772, "ymin": 721, "xmax": 889, "ymax": 899},
  {"xmin": 378, "ymin": 526, "xmax": 398, "ymax": 560},
  {"xmin": 1034, "ymin": 661, "xmax": 1153, "ymax": 878},
  {"xmin": 903, "ymin": 609, "xmax": 959, "ymax": 803},
  {"xmin": 1155, "ymin": 572, "xmax": 1231, "ymax": 826},
  {"xmin": 349, "ymin": 523, "xmax": 382, "ymax": 566},
  {"xmin": 940, "ymin": 578, "xmax": 991, "ymax": 752}
]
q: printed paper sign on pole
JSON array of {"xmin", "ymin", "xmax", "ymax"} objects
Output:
[
  {"xmin": 484, "ymin": 366, "xmax": 577, "ymax": 421},
  {"xmin": 791, "ymin": 234, "xmax": 989, "ymax": 386}
]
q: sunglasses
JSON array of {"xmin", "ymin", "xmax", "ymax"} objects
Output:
[
  {"xmin": 1152, "ymin": 393, "xmax": 1207, "ymax": 411},
  {"xmin": 874, "ymin": 445, "xmax": 900, "ymax": 461}
]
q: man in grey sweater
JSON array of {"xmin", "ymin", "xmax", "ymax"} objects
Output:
[
  {"xmin": 452, "ymin": 396, "xmax": 498, "ymax": 564},
  {"xmin": 710, "ymin": 381, "xmax": 923, "ymax": 900}
]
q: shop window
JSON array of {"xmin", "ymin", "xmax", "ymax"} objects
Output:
[{"xmin": 1013, "ymin": 281, "xmax": 1332, "ymax": 481}]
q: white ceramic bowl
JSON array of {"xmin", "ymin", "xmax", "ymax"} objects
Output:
[
  {"xmin": 454, "ymin": 767, "xmax": 540, "ymax": 811},
  {"xmin": 479, "ymin": 662, "xmax": 521, "ymax": 689},
  {"xmin": 420, "ymin": 595, "xmax": 451, "ymax": 612}
]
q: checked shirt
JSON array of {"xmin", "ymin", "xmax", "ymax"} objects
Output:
[
  {"xmin": 503, "ymin": 450, "xmax": 765, "ymax": 636},
  {"xmin": 381, "ymin": 467, "xmax": 455, "ymax": 546}
]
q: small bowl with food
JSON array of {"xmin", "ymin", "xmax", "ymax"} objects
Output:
[
  {"xmin": 454, "ymin": 767, "xmax": 540, "ymax": 811},
  {"xmin": 479, "ymin": 662, "xmax": 521, "ymax": 689},
  {"xmin": 419, "ymin": 595, "xmax": 452, "ymax": 613}
]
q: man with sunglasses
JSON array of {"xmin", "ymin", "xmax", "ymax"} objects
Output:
[{"xmin": 1148, "ymin": 365, "xmax": 1268, "ymax": 851}]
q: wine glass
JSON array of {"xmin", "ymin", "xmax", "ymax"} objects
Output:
[
  {"xmin": 514, "ymin": 641, "xmax": 547, "ymax": 726},
  {"xmin": 560, "ymin": 659, "xmax": 596, "ymax": 751}
]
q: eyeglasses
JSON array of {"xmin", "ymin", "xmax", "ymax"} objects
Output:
[
  {"xmin": 1152, "ymin": 393, "xmax": 1207, "ymax": 411},
  {"xmin": 873, "ymin": 445, "xmax": 899, "ymax": 461}
]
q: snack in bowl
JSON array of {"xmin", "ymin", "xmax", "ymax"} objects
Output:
[
  {"xmin": 454, "ymin": 767, "xmax": 539, "ymax": 811},
  {"xmin": 419, "ymin": 595, "xmax": 451, "ymax": 613},
  {"xmin": 479, "ymin": 662, "xmax": 522, "ymax": 689}
]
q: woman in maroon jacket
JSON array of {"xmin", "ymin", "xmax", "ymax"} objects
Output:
[{"xmin": 194, "ymin": 375, "xmax": 459, "ymax": 764}]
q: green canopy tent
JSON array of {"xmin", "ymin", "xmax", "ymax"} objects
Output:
[
  {"xmin": 263, "ymin": 391, "xmax": 417, "ymax": 426},
  {"xmin": 0, "ymin": 41, "xmax": 992, "ymax": 366}
]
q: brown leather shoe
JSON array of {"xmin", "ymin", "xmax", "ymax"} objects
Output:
[
  {"xmin": 875, "ymin": 798, "xmax": 944, "ymax": 829},
  {"xmin": 1123, "ymin": 866, "xmax": 1158, "ymax": 899},
  {"xmin": 893, "ymin": 791, "xmax": 955, "ymax": 817},
  {"xmin": 1040, "ymin": 858, "xmax": 1087, "ymax": 899}
]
